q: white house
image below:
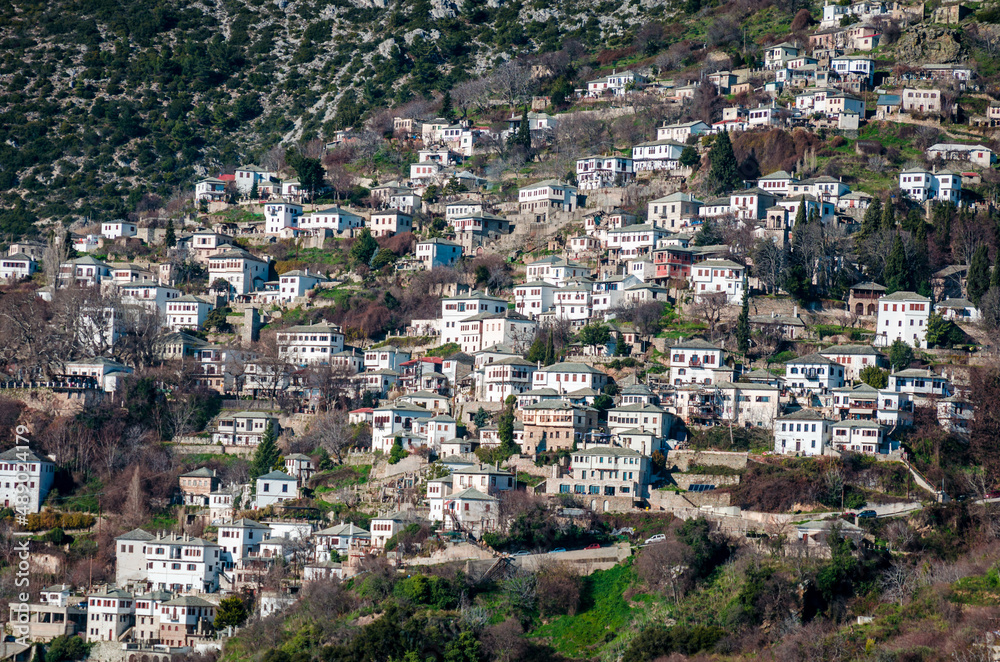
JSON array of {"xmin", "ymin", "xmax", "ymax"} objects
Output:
[
  {"xmin": 195, "ymin": 177, "xmax": 228, "ymax": 202},
  {"xmin": 263, "ymin": 201, "xmax": 304, "ymax": 235},
  {"xmin": 586, "ymin": 70, "xmax": 646, "ymax": 96},
  {"xmin": 606, "ymin": 224, "xmax": 668, "ymax": 258},
  {"xmin": 784, "ymin": 353, "xmax": 845, "ymax": 393},
  {"xmin": 144, "ymin": 532, "xmax": 222, "ymax": 593},
  {"xmin": 758, "ymin": 170, "xmax": 797, "ymax": 195},
  {"xmin": 532, "ymin": 362, "xmax": 609, "ymax": 393},
  {"xmin": 416, "ymin": 238, "xmax": 463, "ymax": 269},
  {"xmin": 774, "ymin": 409, "xmax": 831, "ymax": 456},
  {"xmin": 299, "ymin": 207, "xmax": 365, "ymax": 235},
  {"xmin": 656, "ymin": 120, "xmax": 711, "ymax": 142},
  {"xmin": 234, "ymin": 165, "xmax": 277, "ymax": 194},
  {"xmin": 632, "ymin": 139, "xmax": 687, "ymax": 172},
  {"xmin": 364, "ymin": 346, "xmax": 411, "ymax": 371},
  {"xmin": 889, "ymin": 368, "xmax": 952, "ymax": 400},
  {"xmin": 514, "ymin": 281, "xmax": 558, "ymax": 317},
  {"xmin": 820, "ymin": 344, "xmax": 888, "ymax": 381},
  {"xmin": 668, "ymin": 339, "xmax": 727, "ymax": 385},
  {"xmin": 101, "ymin": 221, "xmax": 137, "ymax": 240},
  {"xmin": 552, "ymin": 447, "xmax": 650, "ymax": 502},
  {"xmin": 277, "ymin": 269, "xmax": 328, "ymax": 303},
  {"xmin": 898, "ymin": 168, "xmax": 961, "ymax": 204},
  {"xmin": 277, "ymin": 322, "xmax": 346, "ymax": 366},
  {"xmin": 830, "ymin": 420, "xmax": 886, "ymax": 454},
  {"xmin": 690, "ymin": 259, "xmax": 745, "ymax": 304},
  {"xmin": 729, "ymin": 188, "xmax": 777, "ymax": 220},
  {"xmin": 575, "ymin": 155, "xmax": 635, "ymax": 190},
  {"xmin": 369, "ymin": 210, "xmax": 413, "ymax": 237},
  {"xmin": 59, "ymin": 256, "xmax": 112, "ymax": 287},
  {"xmin": 255, "ymin": 471, "xmax": 299, "ymax": 508},
  {"xmin": 86, "ymin": 589, "xmax": 134, "ymax": 643},
  {"xmin": 119, "ymin": 280, "xmax": 181, "ymax": 315},
  {"xmin": 217, "ymin": 519, "xmax": 271, "ymax": 567},
  {"xmin": 0, "ymin": 253, "xmax": 37, "ymax": 281},
  {"xmin": 164, "ymin": 295, "xmax": 213, "ymax": 332},
  {"xmin": 457, "ymin": 311, "xmax": 536, "ymax": 354},
  {"xmin": 477, "ymin": 356, "xmax": 537, "ymax": 402},
  {"xmin": 518, "ymin": 180, "xmax": 579, "ymax": 215},
  {"xmin": 440, "ymin": 290, "xmax": 508, "ymax": 345},
  {"xmin": 0, "ymin": 448, "xmax": 55, "ymax": 514},
  {"xmin": 648, "ymin": 192, "xmax": 703, "ymax": 229},
  {"xmin": 115, "ymin": 528, "xmax": 155, "ymax": 586},
  {"xmin": 371, "ymin": 402, "xmax": 435, "ymax": 452},
  {"xmin": 925, "ymin": 143, "xmax": 996, "ymax": 168},
  {"xmin": 314, "ymin": 522, "xmax": 370, "ymax": 559},
  {"xmin": 208, "ymin": 248, "xmax": 268, "ymax": 295},
  {"xmin": 607, "ymin": 402, "xmax": 674, "ymax": 440},
  {"xmin": 876, "ymin": 291, "xmax": 931, "ymax": 348},
  {"xmin": 524, "ymin": 256, "xmax": 591, "ymax": 287}
]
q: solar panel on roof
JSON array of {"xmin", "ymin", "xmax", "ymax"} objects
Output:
[{"xmin": 687, "ymin": 484, "xmax": 716, "ymax": 493}]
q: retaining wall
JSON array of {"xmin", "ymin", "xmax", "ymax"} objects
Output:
[{"xmin": 667, "ymin": 450, "xmax": 749, "ymax": 472}]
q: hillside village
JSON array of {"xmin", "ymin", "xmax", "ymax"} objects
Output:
[{"xmin": 8, "ymin": 0, "xmax": 1000, "ymax": 660}]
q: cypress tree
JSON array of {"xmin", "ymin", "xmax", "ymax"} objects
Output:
[
  {"xmin": 860, "ymin": 197, "xmax": 882, "ymax": 238},
  {"xmin": 440, "ymin": 89, "xmax": 454, "ymax": 122},
  {"xmin": 249, "ymin": 179, "xmax": 259, "ymax": 200},
  {"xmin": 967, "ymin": 244, "xmax": 990, "ymax": 304},
  {"xmin": 497, "ymin": 395, "xmax": 517, "ymax": 457},
  {"xmin": 736, "ymin": 289, "xmax": 751, "ymax": 355},
  {"xmin": 794, "ymin": 202, "xmax": 806, "ymax": 228},
  {"xmin": 991, "ymin": 261, "xmax": 1000, "ymax": 290},
  {"xmin": 250, "ymin": 422, "xmax": 281, "ymax": 482},
  {"xmin": 544, "ymin": 330, "xmax": 555, "ymax": 366},
  {"xmin": 881, "ymin": 198, "xmax": 895, "ymax": 229},
  {"xmin": 884, "ymin": 234, "xmax": 909, "ymax": 293},
  {"xmin": 517, "ymin": 106, "xmax": 531, "ymax": 152},
  {"xmin": 165, "ymin": 220, "xmax": 176, "ymax": 248},
  {"xmin": 707, "ymin": 130, "xmax": 740, "ymax": 195}
]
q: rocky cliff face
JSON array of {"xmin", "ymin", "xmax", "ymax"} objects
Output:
[{"xmin": 885, "ymin": 26, "xmax": 964, "ymax": 64}]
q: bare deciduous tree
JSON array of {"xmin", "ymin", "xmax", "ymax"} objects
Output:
[{"xmin": 689, "ymin": 292, "xmax": 730, "ymax": 341}]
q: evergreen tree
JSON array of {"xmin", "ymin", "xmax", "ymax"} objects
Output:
[
  {"xmin": 707, "ymin": 131, "xmax": 740, "ymax": 195},
  {"xmin": 679, "ymin": 145, "xmax": 700, "ymax": 169},
  {"xmin": 516, "ymin": 106, "xmax": 531, "ymax": 152},
  {"xmin": 250, "ymin": 422, "xmax": 281, "ymax": 482},
  {"xmin": 992, "ymin": 261, "xmax": 1000, "ymax": 290},
  {"xmin": 544, "ymin": 330, "xmax": 555, "ymax": 366},
  {"xmin": 214, "ymin": 596, "xmax": 249, "ymax": 629},
  {"xmin": 859, "ymin": 197, "xmax": 882, "ymax": 240},
  {"xmin": 497, "ymin": 395, "xmax": 517, "ymax": 456},
  {"xmin": 808, "ymin": 207, "xmax": 818, "ymax": 226},
  {"xmin": 735, "ymin": 289, "xmax": 750, "ymax": 355},
  {"xmin": 526, "ymin": 334, "xmax": 546, "ymax": 363},
  {"xmin": 349, "ymin": 228, "xmax": 378, "ymax": 266},
  {"xmin": 859, "ymin": 365, "xmax": 888, "ymax": 389},
  {"xmin": 249, "ymin": 179, "xmax": 259, "ymax": 200},
  {"xmin": 165, "ymin": 220, "xmax": 176, "ymax": 248},
  {"xmin": 884, "ymin": 234, "xmax": 909, "ymax": 293},
  {"xmin": 881, "ymin": 198, "xmax": 895, "ymax": 229},
  {"xmin": 967, "ymin": 244, "xmax": 990, "ymax": 304},
  {"xmin": 440, "ymin": 89, "xmax": 454, "ymax": 122},
  {"xmin": 888, "ymin": 339, "xmax": 915, "ymax": 370},
  {"xmin": 794, "ymin": 202, "xmax": 806, "ymax": 228}
]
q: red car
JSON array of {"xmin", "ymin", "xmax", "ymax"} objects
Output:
[{"xmin": 584, "ymin": 543, "xmax": 601, "ymax": 550}]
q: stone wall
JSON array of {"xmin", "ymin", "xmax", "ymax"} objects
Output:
[
  {"xmin": 647, "ymin": 490, "xmax": 731, "ymax": 510},
  {"xmin": 667, "ymin": 450, "xmax": 748, "ymax": 472}
]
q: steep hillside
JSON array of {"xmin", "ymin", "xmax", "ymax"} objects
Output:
[{"xmin": 0, "ymin": 0, "xmax": 681, "ymax": 233}]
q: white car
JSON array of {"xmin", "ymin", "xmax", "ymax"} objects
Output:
[{"xmin": 644, "ymin": 534, "xmax": 666, "ymax": 544}]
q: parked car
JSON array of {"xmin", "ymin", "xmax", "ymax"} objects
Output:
[
  {"xmin": 584, "ymin": 543, "xmax": 601, "ymax": 550},
  {"xmin": 548, "ymin": 547, "xmax": 567, "ymax": 554},
  {"xmin": 644, "ymin": 534, "xmax": 666, "ymax": 544},
  {"xmin": 987, "ymin": 491, "xmax": 1000, "ymax": 499},
  {"xmin": 512, "ymin": 550, "xmax": 530, "ymax": 557},
  {"xmin": 858, "ymin": 510, "xmax": 877, "ymax": 519},
  {"xmin": 842, "ymin": 512, "xmax": 856, "ymax": 519}
]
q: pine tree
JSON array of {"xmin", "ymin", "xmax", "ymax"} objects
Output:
[
  {"xmin": 349, "ymin": 228, "xmax": 378, "ymax": 266},
  {"xmin": 884, "ymin": 234, "xmax": 909, "ymax": 293},
  {"xmin": 736, "ymin": 289, "xmax": 750, "ymax": 355},
  {"xmin": 250, "ymin": 422, "xmax": 281, "ymax": 482},
  {"xmin": 544, "ymin": 330, "xmax": 555, "ymax": 366},
  {"xmin": 967, "ymin": 244, "xmax": 990, "ymax": 304},
  {"xmin": 165, "ymin": 220, "xmax": 176, "ymax": 248},
  {"xmin": 707, "ymin": 130, "xmax": 740, "ymax": 195},
  {"xmin": 249, "ymin": 179, "xmax": 259, "ymax": 200},
  {"xmin": 881, "ymin": 198, "xmax": 895, "ymax": 229}
]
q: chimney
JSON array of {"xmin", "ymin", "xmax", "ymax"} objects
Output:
[{"xmin": 794, "ymin": 305, "xmax": 799, "ymax": 317}]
